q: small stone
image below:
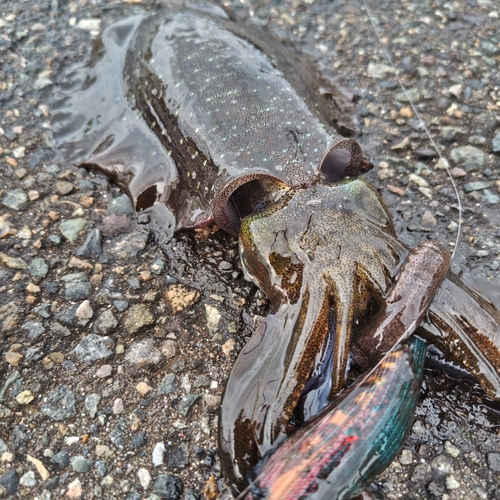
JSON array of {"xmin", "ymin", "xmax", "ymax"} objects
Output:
[
  {"xmin": 113, "ymin": 398, "xmax": 124, "ymax": 414},
  {"xmin": 431, "ymin": 454, "xmax": 451, "ymax": 476},
  {"xmin": 420, "ymin": 210, "xmax": 437, "ymax": 226},
  {"xmin": 444, "ymin": 441, "xmax": 460, "ymax": 458},
  {"xmin": 60, "ymin": 219, "xmax": 86, "ymax": 244},
  {"xmin": 94, "ymin": 310, "xmax": 118, "ymax": 335},
  {"xmin": 124, "ymin": 304, "xmax": 154, "ymax": 334},
  {"xmin": 165, "ymin": 443, "xmax": 189, "ymax": 468},
  {"xmin": 0, "ymin": 253, "xmax": 27, "ymax": 269},
  {"xmin": 464, "ymin": 181, "xmax": 493, "ymax": 192},
  {"xmin": 71, "ymin": 334, "xmax": 114, "ymax": 364},
  {"xmin": 95, "ymin": 445, "xmax": 113, "ymax": 459},
  {"xmin": 151, "ymin": 259, "xmax": 165, "ymax": 275},
  {"xmin": 101, "ymin": 475, "xmax": 114, "ymax": 488},
  {"xmin": 136, "ymin": 382, "xmax": 153, "ymax": 396},
  {"xmin": 95, "ymin": 461, "xmax": 107, "ymax": 477},
  {"xmin": 28, "ymin": 190, "xmax": 39, "ymax": 201},
  {"xmin": 179, "ymin": 394, "xmax": 200, "ymax": 416},
  {"xmin": 138, "ymin": 468, "xmax": 151, "ymax": 490},
  {"xmin": 391, "ymin": 137, "xmax": 410, "ymax": 150},
  {"xmin": 154, "ymin": 474, "xmax": 183, "ymax": 500},
  {"xmin": 132, "ymin": 431, "xmax": 147, "ymax": 448},
  {"xmin": 109, "ymin": 417, "xmax": 127, "ymax": 448},
  {"xmin": 61, "ymin": 272, "xmax": 92, "ymax": 300},
  {"xmin": 152, "ymin": 442, "xmax": 166, "ymax": 466},
  {"xmin": 160, "ymin": 339, "xmax": 177, "ymax": 359},
  {"xmin": 125, "ymin": 338, "xmax": 161, "ymax": 367},
  {"xmin": 56, "ymin": 181, "xmax": 74, "ymax": 195},
  {"xmin": 76, "ymin": 228, "xmax": 102, "ymax": 258},
  {"xmin": 76, "ymin": 300, "xmax": 93, "ymax": 319},
  {"xmin": 492, "ymin": 132, "xmax": 500, "ymax": 153},
  {"xmin": 449, "ymin": 167, "xmax": 466, "ymax": 178},
  {"xmin": 113, "ymin": 300, "xmax": 128, "ymax": 312},
  {"xmin": 140, "ymin": 270, "xmax": 153, "ymax": 281},
  {"xmin": 449, "ymin": 146, "xmax": 485, "ymax": 171},
  {"xmin": 445, "ymin": 475, "xmax": 460, "ymax": 490},
  {"xmin": 205, "ymin": 305, "xmax": 221, "ymax": 335},
  {"xmin": 411, "ymin": 463, "xmax": 431, "ymax": 483},
  {"xmin": 193, "ymin": 375, "xmax": 211, "ymax": 388},
  {"xmin": 29, "ymin": 257, "xmax": 49, "ymax": 278},
  {"xmin": 400, "ymin": 449, "xmax": 413, "ymax": 465},
  {"xmin": 2, "ymin": 189, "xmax": 28, "ymax": 211},
  {"xmin": 50, "ymin": 321, "xmax": 71, "ymax": 337},
  {"xmin": 5, "ymin": 351, "xmax": 23, "ymax": 367},
  {"xmin": 164, "ymin": 284, "xmax": 201, "ymax": 313},
  {"xmin": 108, "ymin": 231, "xmax": 148, "ymax": 260},
  {"xmin": 50, "ymin": 450, "xmax": 70, "ymax": 468},
  {"xmin": 487, "ymin": 452, "xmax": 500, "ymax": 472},
  {"xmin": 20, "ymin": 470, "xmax": 37, "ymax": 487},
  {"xmin": 0, "ymin": 468, "xmax": 19, "ymax": 495},
  {"xmin": 26, "ymin": 454, "xmax": 50, "ymax": 481},
  {"xmin": 68, "ymin": 257, "xmax": 93, "ymax": 270},
  {"xmin": 15, "ymin": 390, "xmax": 34, "ymax": 405},
  {"xmin": 41, "ymin": 386, "xmax": 76, "ymax": 421},
  {"xmin": 66, "ymin": 478, "xmax": 82, "ymax": 498},
  {"xmin": 96, "ymin": 365, "xmax": 112, "ymax": 378},
  {"xmin": 27, "ymin": 282, "xmax": 41, "ymax": 293},
  {"xmin": 158, "ymin": 373, "xmax": 176, "ymax": 395},
  {"xmin": 71, "ymin": 455, "xmax": 92, "ymax": 473},
  {"xmin": 367, "ymin": 61, "xmax": 394, "ymax": 78},
  {"xmin": 84, "ymin": 394, "xmax": 101, "ymax": 419},
  {"xmin": 222, "ymin": 338, "xmax": 235, "ymax": 357},
  {"xmin": 203, "ymin": 394, "xmax": 221, "ymax": 410}
]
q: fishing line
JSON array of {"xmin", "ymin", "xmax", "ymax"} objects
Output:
[{"xmin": 232, "ymin": 3, "xmax": 465, "ymax": 497}]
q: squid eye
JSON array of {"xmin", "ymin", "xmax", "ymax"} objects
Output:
[{"xmin": 320, "ymin": 148, "xmax": 352, "ymax": 182}]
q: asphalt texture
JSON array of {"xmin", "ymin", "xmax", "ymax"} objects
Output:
[{"xmin": 0, "ymin": 0, "xmax": 499, "ymax": 499}]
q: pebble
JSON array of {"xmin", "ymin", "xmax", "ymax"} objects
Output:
[
  {"xmin": 0, "ymin": 253, "xmax": 28, "ymax": 269},
  {"xmin": 160, "ymin": 339, "xmax": 177, "ymax": 359},
  {"xmin": 491, "ymin": 132, "xmax": 500, "ymax": 153},
  {"xmin": 136, "ymin": 382, "xmax": 153, "ymax": 395},
  {"xmin": 132, "ymin": 431, "xmax": 147, "ymax": 448},
  {"xmin": 445, "ymin": 475, "xmax": 460, "ymax": 490},
  {"xmin": 26, "ymin": 454, "xmax": 50, "ymax": 481},
  {"xmin": 76, "ymin": 300, "xmax": 93, "ymax": 319},
  {"xmin": 138, "ymin": 468, "xmax": 151, "ymax": 490},
  {"xmin": 27, "ymin": 282, "xmax": 41, "ymax": 293},
  {"xmin": 2, "ymin": 189, "xmax": 28, "ymax": 211},
  {"xmin": 109, "ymin": 231, "xmax": 148, "ymax": 260},
  {"xmin": 113, "ymin": 398, "xmax": 124, "ymax": 414},
  {"xmin": 50, "ymin": 450, "xmax": 70, "ymax": 468},
  {"xmin": 449, "ymin": 146, "xmax": 485, "ymax": 171},
  {"xmin": 411, "ymin": 463, "xmax": 431, "ymax": 484},
  {"xmin": 0, "ymin": 468, "xmax": 19, "ymax": 495},
  {"xmin": 193, "ymin": 375, "xmax": 211, "ymax": 389},
  {"xmin": 113, "ymin": 300, "xmax": 128, "ymax": 312},
  {"xmin": 482, "ymin": 189, "xmax": 500, "ymax": 204},
  {"xmin": 84, "ymin": 394, "xmax": 101, "ymax": 418},
  {"xmin": 94, "ymin": 309, "xmax": 118, "ymax": 335},
  {"xmin": 222, "ymin": 338, "xmax": 235, "ymax": 357},
  {"xmin": 108, "ymin": 194, "xmax": 133, "ymax": 215},
  {"xmin": 151, "ymin": 258, "xmax": 165, "ymax": 274},
  {"xmin": 153, "ymin": 442, "xmax": 166, "ymax": 466},
  {"xmin": 5, "ymin": 351, "xmax": 23, "ymax": 366},
  {"xmin": 164, "ymin": 284, "xmax": 201, "ymax": 313},
  {"xmin": 76, "ymin": 228, "xmax": 102, "ymax": 258},
  {"xmin": 50, "ymin": 321, "xmax": 71, "ymax": 337},
  {"xmin": 40, "ymin": 386, "xmax": 76, "ymax": 421},
  {"xmin": 124, "ymin": 304, "xmax": 154, "ymax": 334},
  {"xmin": 95, "ymin": 461, "xmax": 107, "ymax": 477},
  {"xmin": 109, "ymin": 417, "xmax": 127, "ymax": 448},
  {"xmin": 19, "ymin": 470, "xmax": 36, "ymax": 487},
  {"xmin": 487, "ymin": 452, "xmax": 500, "ymax": 472},
  {"xmin": 430, "ymin": 454, "xmax": 451, "ymax": 476},
  {"xmin": 367, "ymin": 61, "xmax": 394, "ymax": 78},
  {"xmin": 60, "ymin": 218, "xmax": 87, "ymax": 244},
  {"xmin": 179, "ymin": 394, "xmax": 200, "ymax": 416},
  {"xmin": 125, "ymin": 338, "xmax": 161, "ymax": 367},
  {"xmin": 71, "ymin": 334, "xmax": 114, "ymax": 364},
  {"xmin": 66, "ymin": 478, "xmax": 83, "ymax": 498},
  {"xmin": 56, "ymin": 181, "xmax": 74, "ymax": 195},
  {"xmin": 444, "ymin": 441, "xmax": 460, "ymax": 458},
  {"xmin": 205, "ymin": 305, "xmax": 221, "ymax": 335},
  {"xmin": 76, "ymin": 18, "xmax": 101, "ymax": 31},
  {"xmin": 420, "ymin": 210, "xmax": 437, "ymax": 226},
  {"xmin": 166, "ymin": 443, "xmax": 189, "ymax": 468},
  {"xmin": 203, "ymin": 394, "xmax": 221, "ymax": 410},
  {"xmin": 29, "ymin": 257, "xmax": 49, "ymax": 278},
  {"xmin": 15, "ymin": 390, "xmax": 34, "ymax": 405},
  {"xmin": 61, "ymin": 272, "xmax": 92, "ymax": 300},
  {"xmin": 464, "ymin": 181, "xmax": 493, "ymax": 192},
  {"xmin": 154, "ymin": 474, "xmax": 183, "ymax": 500},
  {"xmin": 158, "ymin": 373, "xmax": 176, "ymax": 395},
  {"xmin": 95, "ymin": 445, "xmax": 113, "ymax": 459},
  {"xmin": 399, "ymin": 449, "xmax": 413, "ymax": 465},
  {"xmin": 96, "ymin": 365, "xmax": 112, "ymax": 378}
]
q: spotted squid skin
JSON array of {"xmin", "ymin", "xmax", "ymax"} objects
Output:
[{"xmin": 245, "ymin": 336, "xmax": 427, "ymax": 500}]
